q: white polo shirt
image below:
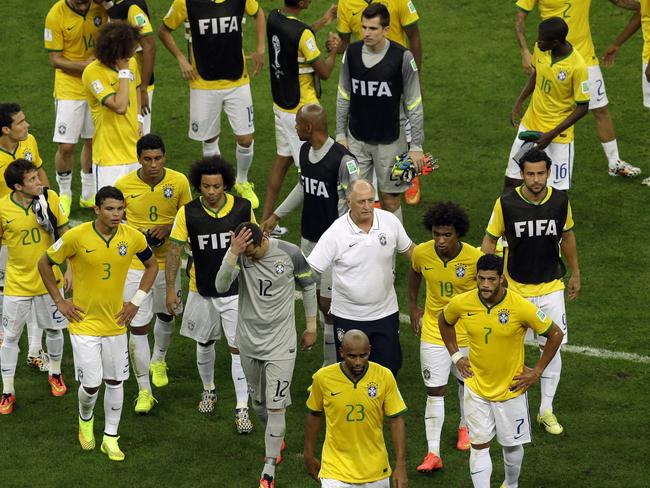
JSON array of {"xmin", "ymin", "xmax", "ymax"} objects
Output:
[{"xmin": 307, "ymin": 208, "xmax": 412, "ymax": 321}]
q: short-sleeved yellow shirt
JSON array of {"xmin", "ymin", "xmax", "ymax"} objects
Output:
[{"xmin": 0, "ymin": 135, "xmax": 44, "ymax": 198}]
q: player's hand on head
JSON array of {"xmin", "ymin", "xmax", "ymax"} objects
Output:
[
  {"xmin": 301, "ymin": 330, "xmax": 317, "ymax": 351},
  {"xmin": 229, "ymin": 228, "xmax": 253, "ymax": 256},
  {"xmin": 116, "ymin": 58, "xmax": 130, "ymax": 70},
  {"xmin": 58, "ymin": 299, "xmax": 85, "ymax": 323}
]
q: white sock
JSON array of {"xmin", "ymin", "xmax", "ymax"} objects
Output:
[
  {"xmin": 458, "ymin": 381, "xmax": 466, "ymax": 427},
  {"xmin": 321, "ymin": 313, "xmax": 336, "ymax": 367},
  {"xmin": 151, "ymin": 316, "xmax": 174, "ymax": 362},
  {"xmin": 56, "ymin": 171, "xmax": 72, "ymax": 197},
  {"xmin": 27, "ymin": 310, "xmax": 42, "ymax": 357},
  {"xmin": 262, "ymin": 410, "xmax": 286, "ymax": 478},
  {"xmin": 81, "ymin": 170, "xmax": 95, "ymax": 200},
  {"xmin": 1, "ymin": 333, "xmax": 19, "ymax": 393},
  {"xmin": 424, "ymin": 395, "xmax": 444, "ymax": 455},
  {"xmin": 502, "ymin": 445, "xmax": 524, "ymax": 488},
  {"xmin": 231, "ymin": 353, "xmax": 249, "ymax": 409},
  {"xmin": 129, "ymin": 333, "xmax": 151, "ymax": 392},
  {"xmin": 196, "ymin": 343, "xmax": 215, "ymax": 391},
  {"xmin": 103, "ymin": 382, "xmax": 124, "ymax": 436},
  {"xmin": 78, "ymin": 385, "xmax": 99, "ymax": 420},
  {"xmin": 392, "ymin": 206, "xmax": 403, "ymax": 223},
  {"xmin": 601, "ymin": 140, "xmax": 620, "ymax": 167},
  {"xmin": 235, "ymin": 142, "xmax": 254, "ymax": 183},
  {"xmin": 469, "ymin": 447, "xmax": 492, "ymax": 488},
  {"xmin": 540, "ymin": 348, "xmax": 562, "ymax": 414},
  {"xmin": 45, "ymin": 329, "xmax": 64, "ymax": 375},
  {"xmin": 202, "ymin": 140, "xmax": 220, "ymax": 157}
]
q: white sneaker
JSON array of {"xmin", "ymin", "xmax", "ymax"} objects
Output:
[
  {"xmin": 608, "ymin": 160, "xmax": 641, "ymax": 177},
  {"xmin": 271, "ymin": 225, "xmax": 288, "ymax": 237}
]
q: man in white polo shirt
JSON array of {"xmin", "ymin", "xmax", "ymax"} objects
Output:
[{"xmin": 307, "ymin": 179, "xmax": 413, "ymax": 377}]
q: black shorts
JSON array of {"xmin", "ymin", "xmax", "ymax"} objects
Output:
[{"xmin": 332, "ymin": 311, "xmax": 402, "ymax": 377}]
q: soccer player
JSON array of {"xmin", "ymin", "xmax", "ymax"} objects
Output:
[
  {"xmin": 158, "ymin": 0, "xmax": 266, "ymax": 209},
  {"xmin": 45, "ymin": 0, "xmax": 106, "ymax": 214},
  {"xmin": 38, "ymin": 186, "xmax": 158, "ymax": 462},
  {"xmin": 482, "ymin": 148, "xmax": 581, "ymax": 436},
  {"xmin": 260, "ymin": 0, "xmax": 340, "ymax": 224},
  {"xmin": 507, "ymin": 17, "xmax": 589, "ymax": 192},
  {"xmin": 307, "ymin": 179, "xmax": 414, "ymax": 378},
  {"xmin": 262, "ymin": 103, "xmax": 359, "ymax": 366},
  {"xmin": 165, "ymin": 157, "xmax": 253, "ymax": 431},
  {"xmin": 82, "ymin": 21, "xmax": 143, "ymax": 191},
  {"xmin": 336, "ymin": 3, "xmax": 424, "ymax": 221},
  {"xmin": 515, "ymin": 0, "xmax": 641, "ymax": 178},
  {"xmin": 336, "ymin": 0, "xmax": 423, "ymax": 205},
  {"xmin": 0, "ymin": 103, "xmax": 51, "ymax": 369},
  {"xmin": 0, "ymin": 160, "xmax": 69, "ymax": 415},
  {"xmin": 98, "ymin": 0, "xmax": 156, "ymax": 135},
  {"xmin": 439, "ymin": 254, "xmax": 563, "ymax": 488},
  {"xmin": 115, "ymin": 134, "xmax": 192, "ymax": 412},
  {"xmin": 215, "ymin": 222, "xmax": 317, "ymax": 488},
  {"xmin": 304, "ymin": 329, "xmax": 408, "ymax": 488},
  {"xmin": 408, "ymin": 202, "xmax": 482, "ymax": 472}
]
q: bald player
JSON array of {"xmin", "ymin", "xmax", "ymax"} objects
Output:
[
  {"xmin": 262, "ymin": 104, "xmax": 359, "ymax": 366},
  {"xmin": 305, "ymin": 329, "xmax": 408, "ymax": 488}
]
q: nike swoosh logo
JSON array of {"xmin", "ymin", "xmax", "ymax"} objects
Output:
[
  {"xmin": 467, "ymin": 312, "xmax": 476, "ymax": 316},
  {"xmin": 66, "ymin": 26, "xmax": 74, "ymax": 31},
  {"xmin": 330, "ymin": 392, "xmax": 341, "ymax": 396},
  {"xmin": 424, "ymin": 266, "xmax": 433, "ymax": 270},
  {"xmin": 352, "ymin": 11, "xmax": 360, "ymax": 15},
  {"xmin": 471, "ymin": 470, "xmax": 486, "ymax": 475},
  {"xmin": 85, "ymin": 249, "xmax": 96, "ymax": 253},
  {"xmin": 553, "ymin": 179, "xmax": 563, "ymax": 184},
  {"xmin": 5, "ymin": 219, "xmax": 15, "ymax": 224},
  {"xmin": 236, "ymin": 377, "xmax": 246, "ymax": 381},
  {"xmin": 514, "ymin": 433, "xmax": 525, "ymax": 439},
  {"xmin": 348, "ymin": 242, "xmax": 358, "ymax": 247},
  {"xmin": 129, "ymin": 194, "xmax": 142, "ymax": 199},
  {"xmin": 269, "ymin": 433, "xmax": 284, "ymax": 438},
  {"xmin": 111, "ymin": 407, "xmax": 121, "ymax": 411}
]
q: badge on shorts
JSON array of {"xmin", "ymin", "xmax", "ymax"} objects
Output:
[
  {"xmin": 378, "ymin": 233, "xmax": 387, "ymax": 246},
  {"xmin": 58, "ymin": 123, "xmax": 67, "ymax": 135},
  {"xmin": 455, "ymin": 263, "xmax": 466, "ymax": 278},
  {"xmin": 118, "ymin": 241, "xmax": 128, "ymax": 256},
  {"xmin": 557, "ymin": 70, "xmax": 567, "ymax": 82},
  {"xmin": 163, "ymin": 184, "xmax": 174, "ymax": 199},
  {"xmin": 191, "ymin": 121, "xmax": 199, "ymax": 133},
  {"xmin": 187, "ymin": 320, "xmax": 195, "ymax": 331},
  {"xmin": 498, "ymin": 309, "xmax": 510, "ymax": 324},
  {"xmin": 274, "ymin": 261, "xmax": 285, "ymax": 274},
  {"xmin": 367, "ymin": 382, "xmax": 378, "ymax": 398},
  {"xmin": 423, "ymin": 369, "xmax": 431, "ymax": 380}
]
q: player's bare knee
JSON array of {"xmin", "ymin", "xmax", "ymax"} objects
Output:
[
  {"xmin": 236, "ymin": 134, "xmax": 253, "ymax": 147},
  {"xmin": 57, "ymin": 143, "xmax": 75, "ymax": 157},
  {"xmin": 591, "ymin": 105, "xmax": 609, "ymax": 120},
  {"xmin": 427, "ymin": 386, "xmax": 446, "ymax": 396}
]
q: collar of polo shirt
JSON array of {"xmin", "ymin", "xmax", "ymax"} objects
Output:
[{"xmin": 346, "ymin": 208, "xmax": 380, "ymax": 234}]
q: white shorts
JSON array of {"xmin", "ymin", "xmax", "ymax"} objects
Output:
[
  {"xmin": 189, "ymin": 85, "xmax": 254, "ymax": 141},
  {"xmin": 642, "ymin": 63, "xmax": 650, "ymax": 109},
  {"xmin": 524, "ymin": 289, "xmax": 568, "ymax": 345},
  {"xmin": 180, "ymin": 291, "xmax": 238, "ymax": 346},
  {"xmin": 124, "ymin": 268, "xmax": 182, "ymax": 327},
  {"xmin": 70, "ymin": 333, "xmax": 129, "ymax": 388},
  {"xmin": 588, "ymin": 65, "xmax": 608, "ymax": 110},
  {"xmin": 2, "ymin": 292, "xmax": 68, "ymax": 334},
  {"xmin": 142, "ymin": 88, "xmax": 154, "ymax": 136},
  {"xmin": 240, "ymin": 355, "xmax": 295, "ymax": 409},
  {"xmin": 506, "ymin": 123, "xmax": 574, "ymax": 190},
  {"xmin": 321, "ymin": 478, "xmax": 389, "ymax": 488},
  {"xmin": 273, "ymin": 106, "xmax": 301, "ymax": 163},
  {"xmin": 301, "ymin": 238, "xmax": 332, "ymax": 299},
  {"xmin": 53, "ymin": 99, "xmax": 94, "ymax": 143},
  {"xmin": 0, "ymin": 244, "xmax": 7, "ymax": 288},
  {"xmin": 94, "ymin": 162, "xmax": 140, "ymax": 191},
  {"xmin": 420, "ymin": 343, "xmax": 467, "ymax": 388},
  {"xmin": 464, "ymin": 385, "xmax": 531, "ymax": 447}
]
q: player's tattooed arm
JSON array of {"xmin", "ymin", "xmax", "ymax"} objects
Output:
[
  {"xmin": 608, "ymin": 0, "xmax": 641, "ymax": 11},
  {"xmin": 165, "ymin": 240, "xmax": 183, "ymax": 314}
]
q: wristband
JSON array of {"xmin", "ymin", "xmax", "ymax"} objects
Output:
[
  {"xmin": 130, "ymin": 289, "xmax": 148, "ymax": 307},
  {"xmin": 138, "ymin": 114, "xmax": 145, "ymax": 124},
  {"xmin": 451, "ymin": 351, "xmax": 464, "ymax": 364},
  {"xmin": 118, "ymin": 69, "xmax": 133, "ymax": 80}
]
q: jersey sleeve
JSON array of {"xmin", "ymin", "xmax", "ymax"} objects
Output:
[
  {"xmin": 306, "ymin": 371, "xmax": 324, "ymax": 412},
  {"xmin": 178, "ymin": 177, "xmax": 193, "ymax": 207},
  {"xmin": 523, "ymin": 300, "xmax": 554, "ymax": 336},
  {"xmin": 573, "ymin": 62, "xmax": 590, "ymax": 104},
  {"xmin": 399, "ymin": 0, "xmax": 420, "ymax": 27},
  {"xmin": 83, "ymin": 64, "xmax": 116, "ymax": 105},
  {"xmin": 162, "ymin": 0, "xmax": 188, "ymax": 30},
  {"xmin": 245, "ymin": 0, "xmax": 260, "ymax": 16},
  {"xmin": 306, "ymin": 230, "xmax": 336, "ymax": 273},
  {"xmin": 298, "ymin": 29, "xmax": 321, "ymax": 64},
  {"xmin": 442, "ymin": 295, "xmax": 461, "ymax": 326},
  {"xmin": 132, "ymin": 228, "xmax": 149, "ymax": 254},
  {"xmin": 284, "ymin": 242, "xmax": 316, "ymax": 290},
  {"xmin": 44, "ymin": 8, "xmax": 63, "ymax": 51},
  {"xmin": 383, "ymin": 370, "xmax": 407, "ymax": 417},
  {"xmin": 515, "ymin": 0, "xmax": 537, "ymax": 13},
  {"xmin": 169, "ymin": 206, "xmax": 189, "ymax": 243},
  {"xmin": 485, "ymin": 198, "xmax": 505, "ymax": 238},
  {"xmin": 31, "ymin": 138, "xmax": 43, "ymax": 168},
  {"xmin": 411, "ymin": 244, "xmax": 423, "ymax": 273},
  {"xmin": 394, "ymin": 217, "xmax": 413, "ymax": 254},
  {"xmin": 46, "ymin": 232, "xmax": 76, "ymax": 265},
  {"xmin": 128, "ymin": 5, "xmax": 153, "ymax": 35},
  {"xmin": 564, "ymin": 202, "xmax": 574, "ymax": 231},
  {"xmin": 337, "ymin": 2, "xmax": 352, "ymax": 35},
  {"xmin": 337, "ymin": 154, "xmax": 359, "ymax": 191}
]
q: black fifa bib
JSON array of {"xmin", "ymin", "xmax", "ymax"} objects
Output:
[
  {"xmin": 501, "ymin": 189, "xmax": 569, "ymax": 284},
  {"xmin": 299, "ymin": 141, "xmax": 352, "ymax": 242},
  {"xmin": 185, "ymin": 196, "xmax": 251, "ymax": 297},
  {"xmin": 348, "ymin": 41, "xmax": 404, "ymax": 144},
  {"xmin": 186, "ymin": 0, "xmax": 246, "ymax": 81}
]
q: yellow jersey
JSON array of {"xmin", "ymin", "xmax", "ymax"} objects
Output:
[
  {"xmin": 44, "ymin": 1, "xmax": 108, "ymax": 100},
  {"xmin": 46, "ymin": 221, "xmax": 150, "ymax": 336},
  {"xmin": 306, "ymin": 361, "xmax": 407, "ymax": 484},
  {"xmin": 274, "ymin": 12, "xmax": 322, "ymax": 114},
  {"xmin": 516, "ymin": 0, "xmax": 598, "ymax": 67},
  {"xmin": 0, "ymin": 135, "xmax": 44, "ymax": 198},
  {"xmin": 169, "ymin": 194, "xmax": 255, "ymax": 292},
  {"xmin": 115, "ymin": 168, "xmax": 192, "ymax": 270},
  {"xmin": 443, "ymin": 289, "xmax": 553, "ymax": 402},
  {"xmin": 642, "ymin": 0, "xmax": 650, "ymax": 62},
  {"xmin": 162, "ymin": 0, "xmax": 259, "ymax": 90},
  {"xmin": 486, "ymin": 186, "xmax": 574, "ymax": 297},
  {"xmin": 0, "ymin": 190, "xmax": 67, "ymax": 296},
  {"xmin": 411, "ymin": 241, "xmax": 482, "ymax": 346},
  {"xmin": 337, "ymin": 0, "xmax": 419, "ymax": 48},
  {"xmin": 521, "ymin": 46, "xmax": 589, "ymax": 143},
  {"xmin": 82, "ymin": 57, "xmax": 141, "ymax": 166}
]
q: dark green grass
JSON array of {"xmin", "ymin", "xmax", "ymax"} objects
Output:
[{"xmin": 1, "ymin": 1, "xmax": 649, "ymax": 486}]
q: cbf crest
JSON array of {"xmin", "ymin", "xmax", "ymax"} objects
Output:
[
  {"xmin": 117, "ymin": 241, "xmax": 128, "ymax": 256},
  {"xmin": 93, "ymin": 16, "xmax": 102, "ymax": 27},
  {"xmin": 454, "ymin": 263, "xmax": 466, "ymax": 278},
  {"xmin": 274, "ymin": 260, "xmax": 285, "ymax": 275},
  {"xmin": 498, "ymin": 309, "xmax": 510, "ymax": 325},
  {"xmin": 367, "ymin": 382, "xmax": 378, "ymax": 398},
  {"xmin": 378, "ymin": 233, "xmax": 387, "ymax": 246},
  {"xmin": 557, "ymin": 70, "xmax": 567, "ymax": 82},
  {"xmin": 163, "ymin": 184, "xmax": 174, "ymax": 199},
  {"xmin": 23, "ymin": 150, "xmax": 33, "ymax": 161}
]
